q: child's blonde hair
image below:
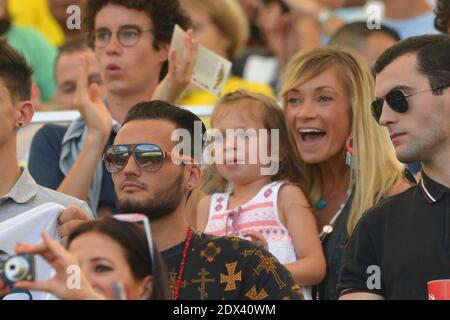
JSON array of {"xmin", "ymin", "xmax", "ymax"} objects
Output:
[{"xmin": 203, "ymin": 89, "xmax": 307, "ymax": 196}]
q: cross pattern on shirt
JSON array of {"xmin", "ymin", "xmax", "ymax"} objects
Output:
[
  {"xmin": 220, "ymin": 262, "xmax": 242, "ymax": 291},
  {"xmin": 253, "ymin": 250, "xmax": 286, "ymax": 290},
  {"xmin": 191, "ymin": 267, "xmax": 216, "ymax": 300}
]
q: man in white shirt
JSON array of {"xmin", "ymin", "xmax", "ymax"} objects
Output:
[{"xmin": 0, "ymin": 39, "xmax": 91, "ymax": 297}]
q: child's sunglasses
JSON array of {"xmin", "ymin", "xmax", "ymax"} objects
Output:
[
  {"xmin": 371, "ymin": 85, "xmax": 449, "ymax": 123},
  {"xmin": 103, "ymin": 143, "xmax": 195, "ymax": 174}
]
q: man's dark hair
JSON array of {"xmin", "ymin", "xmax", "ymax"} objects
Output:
[
  {"xmin": 68, "ymin": 218, "xmax": 170, "ymax": 300},
  {"xmin": 55, "ymin": 36, "xmax": 90, "ymax": 69},
  {"xmin": 374, "ymin": 34, "xmax": 450, "ymax": 92},
  {"xmin": 83, "ymin": 0, "xmax": 190, "ymax": 50},
  {"xmin": 434, "ymin": 0, "xmax": 450, "ymax": 34},
  {"xmin": 330, "ymin": 21, "xmax": 401, "ymax": 51},
  {"xmin": 0, "ymin": 38, "xmax": 33, "ymax": 102},
  {"xmin": 58, "ymin": 36, "xmax": 90, "ymax": 56},
  {"xmin": 123, "ymin": 100, "xmax": 206, "ymax": 161},
  {"xmin": 83, "ymin": 0, "xmax": 190, "ymax": 81}
]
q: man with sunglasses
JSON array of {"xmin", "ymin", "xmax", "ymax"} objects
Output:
[
  {"xmin": 99, "ymin": 100, "xmax": 301, "ymax": 300},
  {"xmin": 28, "ymin": 0, "xmax": 194, "ymax": 216},
  {"xmin": 338, "ymin": 34, "xmax": 450, "ymax": 300}
]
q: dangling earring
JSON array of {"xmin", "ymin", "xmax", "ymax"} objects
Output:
[{"xmin": 345, "ymin": 136, "xmax": 353, "ymax": 167}]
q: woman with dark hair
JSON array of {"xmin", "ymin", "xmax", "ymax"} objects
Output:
[
  {"xmin": 13, "ymin": 217, "xmax": 170, "ymax": 300},
  {"xmin": 435, "ymin": 0, "xmax": 450, "ymax": 34}
]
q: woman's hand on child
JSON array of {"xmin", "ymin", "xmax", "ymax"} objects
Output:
[{"xmin": 242, "ymin": 231, "xmax": 269, "ymax": 251}]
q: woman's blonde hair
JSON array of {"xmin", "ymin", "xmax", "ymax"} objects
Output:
[
  {"xmin": 203, "ymin": 89, "xmax": 306, "ymax": 194},
  {"xmin": 180, "ymin": 0, "xmax": 249, "ymax": 60},
  {"xmin": 281, "ymin": 46, "xmax": 405, "ymax": 235}
]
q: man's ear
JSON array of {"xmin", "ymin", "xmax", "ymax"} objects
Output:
[
  {"xmin": 185, "ymin": 163, "xmax": 203, "ymax": 192},
  {"xmin": 16, "ymin": 101, "xmax": 34, "ymax": 128},
  {"xmin": 157, "ymin": 42, "xmax": 170, "ymax": 64}
]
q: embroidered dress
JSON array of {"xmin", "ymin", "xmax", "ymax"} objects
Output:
[{"xmin": 205, "ymin": 181, "xmax": 297, "ymax": 265}]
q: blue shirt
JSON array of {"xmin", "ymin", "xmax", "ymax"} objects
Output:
[
  {"xmin": 383, "ymin": 11, "xmax": 439, "ymax": 39},
  {"xmin": 28, "ymin": 124, "xmax": 117, "ymax": 216}
]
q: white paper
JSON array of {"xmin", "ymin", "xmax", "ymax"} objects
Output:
[
  {"xmin": 171, "ymin": 25, "xmax": 232, "ymax": 96},
  {"xmin": 0, "ymin": 202, "xmax": 64, "ymax": 300}
]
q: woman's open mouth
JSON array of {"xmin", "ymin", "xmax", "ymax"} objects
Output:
[{"xmin": 298, "ymin": 128, "xmax": 327, "ymax": 145}]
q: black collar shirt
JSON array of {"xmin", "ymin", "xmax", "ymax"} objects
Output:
[{"xmin": 338, "ymin": 172, "xmax": 450, "ymax": 299}]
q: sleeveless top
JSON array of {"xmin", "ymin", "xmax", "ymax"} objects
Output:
[{"xmin": 204, "ymin": 181, "xmax": 297, "ymax": 264}]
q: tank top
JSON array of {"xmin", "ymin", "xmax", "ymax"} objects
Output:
[{"xmin": 204, "ymin": 181, "xmax": 297, "ymax": 264}]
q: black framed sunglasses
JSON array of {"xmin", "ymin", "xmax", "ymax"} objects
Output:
[
  {"xmin": 103, "ymin": 143, "xmax": 194, "ymax": 174},
  {"xmin": 92, "ymin": 26, "xmax": 153, "ymax": 49},
  {"xmin": 371, "ymin": 85, "xmax": 449, "ymax": 123}
]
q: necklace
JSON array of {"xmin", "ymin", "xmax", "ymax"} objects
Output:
[
  {"xmin": 316, "ymin": 199, "xmax": 327, "ymax": 210},
  {"xmin": 174, "ymin": 226, "xmax": 192, "ymax": 300},
  {"xmin": 318, "ymin": 188, "xmax": 353, "ymax": 241}
]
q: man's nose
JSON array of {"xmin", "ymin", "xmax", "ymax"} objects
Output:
[{"xmin": 379, "ymin": 100, "xmax": 398, "ymax": 127}]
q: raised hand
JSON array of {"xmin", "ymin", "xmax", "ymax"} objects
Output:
[
  {"xmin": 152, "ymin": 29, "xmax": 199, "ymax": 104},
  {"xmin": 14, "ymin": 232, "xmax": 105, "ymax": 300},
  {"xmin": 73, "ymin": 53, "xmax": 112, "ymax": 144}
]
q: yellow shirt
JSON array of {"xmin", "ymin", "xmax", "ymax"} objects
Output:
[
  {"xmin": 178, "ymin": 76, "xmax": 275, "ymax": 128},
  {"xmin": 8, "ymin": 0, "xmax": 65, "ymax": 47}
]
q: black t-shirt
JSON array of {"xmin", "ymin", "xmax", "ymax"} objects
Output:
[
  {"xmin": 316, "ymin": 192, "xmax": 354, "ymax": 300},
  {"xmin": 28, "ymin": 124, "xmax": 117, "ymax": 215},
  {"xmin": 161, "ymin": 230, "xmax": 302, "ymax": 300},
  {"xmin": 338, "ymin": 173, "xmax": 450, "ymax": 299}
]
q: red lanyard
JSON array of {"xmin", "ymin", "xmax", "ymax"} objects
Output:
[{"xmin": 174, "ymin": 226, "xmax": 192, "ymax": 300}]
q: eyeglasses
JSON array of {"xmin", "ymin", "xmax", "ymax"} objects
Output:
[
  {"xmin": 112, "ymin": 214, "xmax": 154, "ymax": 273},
  {"xmin": 92, "ymin": 26, "xmax": 153, "ymax": 48},
  {"xmin": 103, "ymin": 143, "xmax": 195, "ymax": 174},
  {"xmin": 371, "ymin": 85, "xmax": 449, "ymax": 123}
]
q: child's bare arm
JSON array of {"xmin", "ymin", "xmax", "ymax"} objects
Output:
[{"xmin": 279, "ymin": 184, "xmax": 326, "ymax": 285}]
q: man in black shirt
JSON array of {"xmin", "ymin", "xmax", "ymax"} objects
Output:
[
  {"xmin": 105, "ymin": 100, "xmax": 302, "ymax": 300},
  {"xmin": 338, "ymin": 34, "xmax": 450, "ymax": 300}
]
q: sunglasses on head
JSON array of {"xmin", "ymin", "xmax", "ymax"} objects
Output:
[
  {"xmin": 112, "ymin": 214, "xmax": 154, "ymax": 272},
  {"xmin": 103, "ymin": 143, "xmax": 195, "ymax": 174},
  {"xmin": 371, "ymin": 85, "xmax": 449, "ymax": 123},
  {"xmin": 111, "ymin": 214, "xmax": 154, "ymax": 300}
]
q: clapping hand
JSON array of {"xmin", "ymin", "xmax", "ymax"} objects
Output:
[{"xmin": 152, "ymin": 29, "xmax": 199, "ymax": 104}]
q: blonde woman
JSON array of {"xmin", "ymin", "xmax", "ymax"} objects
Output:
[{"xmin": 281, "ymin": 46, "xmax": 415, "ymax": 300}]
